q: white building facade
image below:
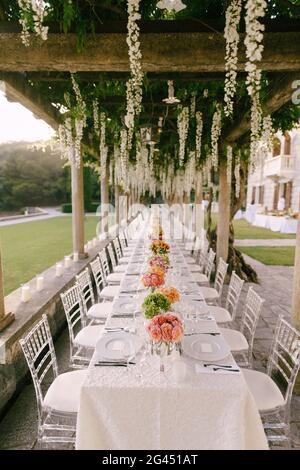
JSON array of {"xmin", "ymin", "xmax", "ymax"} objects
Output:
[{"xmin": 247, "ymin": 127, "xmax": 300, "ymax": 213}]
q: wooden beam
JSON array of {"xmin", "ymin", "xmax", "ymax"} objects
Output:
[
  {"xmin": 1, "ymin": 72, "xmax": 61, "ymax": 129},
  {"xmin": 0, "ymin": 32, "xmax": 299, "ymax": 72},
  {"xmin": 223, "ymin": 73, "xmax": 300, "ymax": 145}
]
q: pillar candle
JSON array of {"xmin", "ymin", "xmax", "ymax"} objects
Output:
[
  {"xmin": 55, "ymin": 263, "xmax": 63, "ymax": 277},
  {"xmin": 36, "ymin": 276, "xmax": 44, "ymax": 292},
  {"xmin": 21, "ymin": 285, "xmax": 31, "ymax": 302},
  {"xmin": 93, "ymin": 238, "xmax": 98, "ymax": 247},
  {"xmin": 73, "ymin": 252, "xmax": 79, "ymax": 262},
  {"xmin": 64, "ymin": 256, "xmax": 72, "ymax": 269}
]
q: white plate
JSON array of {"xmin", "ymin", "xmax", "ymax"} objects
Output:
[
  {"xmin": 112, "ymin": 299, "xmax": 141, "ymax": 314},
  {"xmin": 182, "ymin": 334, "xmax": 230, "ymax": 361},
  {"xmin": 96, "ymin": 332, "xmax": 143, "ymax": 360}
]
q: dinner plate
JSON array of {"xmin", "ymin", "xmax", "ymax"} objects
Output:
[
  {"xmin": 112, "ymin": 298, "xmax": 141, "ymax": 315},
  {"xmin": 182, "ymin": 334, "xmax": 230, "ymax": 361},
  {"xmin": 95, "ymin": 332, "xmax": 143, "ymax": 360}
]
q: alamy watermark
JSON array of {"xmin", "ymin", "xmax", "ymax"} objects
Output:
[{"xmin": 292, "ymin": 80, "xmax": 300, "ymax": 105}]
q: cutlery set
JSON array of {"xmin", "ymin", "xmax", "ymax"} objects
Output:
[{"xmin": 94, "ymin": 360, "xmax": 136, "ymax": 367}]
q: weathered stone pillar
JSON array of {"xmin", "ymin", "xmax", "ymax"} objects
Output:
[
  {"xmin": 291, "ymin": 193, "xmax": 300, "ymax": 330},
  {"xmin": 115, "ymin": 184, "xmax": 120, "ymax": 228},
  {"xmin": 216, "ymin": 161, "xmax": 231, "ymax": 262},
  {"xmin": 71, "ymin": 157, "xmax": 86, "ymax": 259},
  {"xmin": 0, "ymin": 246, "xmax": 14, "ymax": 332},
  {"xmin": 101, "ymin": 164, "xmax": 109, "ymax": 237}
]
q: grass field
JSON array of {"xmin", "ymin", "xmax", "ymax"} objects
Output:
[
  {"xmin": 239, "ymin": 246, "xmax": 295, "ymax": 266},
  {"xmin": 0, "ymin": 216, "xmax": 99, "ymax": 295},
  {"xmin": 207, "ymin": 215, "xmax": 296, "ymax": 240}
]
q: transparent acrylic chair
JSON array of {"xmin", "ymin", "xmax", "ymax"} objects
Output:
[
  {"xmin": 209, "ymin": 271, "xmax": 244, "ymax": 324},
  {"xmin": 242, "ymin": 316, "xmax": 300, "ymax": 447},
  {"xmin": 19, "ymin": 315, "xmax": 87, "ymax": 446},
  {"xmin": 200, "ymin": 258, "xmax": 228, "ymax": 305}
]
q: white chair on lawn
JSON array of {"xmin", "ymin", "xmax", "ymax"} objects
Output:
[
  {"xmin": 192, "ymin": 248, "xmax": 215, "ymax": 282},
  {"xmin": 242, "ymin": 316, "xmax": 300, "ymax": 447},
  {"xmin": 61, "ymin": 285, "xmax": 104, "ymax": 368},
  {"xmin": 99, "ymin": 248, "xmax": 123, "ymax": 285},
  {"xmin": 220, "ymin": 287, "xmax": 264, "ymax": 368},
  {"xmin": 20, "ymin": 315, "xmax": 87, "ymax": 445},
  {"xmin": 209, "ymin": 271, "xmax": 244, "ymax": 324},
  {"xmin": 89, "ymin": 258, "xmax": 119, "ymax": 301},
  {"xmin": 107, "ymin": 242, "xmax": 127, "ymax": 273},
  {"xmin": 76, "ymin": 267, "xmax": 114, "ymax": 322},
  {"xmin": 200, "ymin": 258, "xmax": 228, "ymax": 304},
  {"xmin": 113, "ymin": 238, "xmax": 131, "ymax": 265}
]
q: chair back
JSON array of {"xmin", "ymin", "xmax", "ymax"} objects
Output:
[
  {"xmin": 90, "ymin": 257, "xmax": 106, "ymax": 299},
  {"xmin": 99, "ymin": 249, "xmax": 110, "ymax": 279},
  {"xmin": 240, "ymin": 287, "xmax": 264, "ymax": 363},
  {"xmin": 119, "ymin": 231, "xmax": 127, "ymax": 251},
  {"xmin": 107, "ymin": 243, "xmax": 117, "ymax": 269},
  {"xmin": 204, "ymin": 249, "xmax": 215, "ymax": 280},
  {"xmin": 76, "ymin": 268, "xmax": 95, "ymax": 315},
  {"xmin": 225, "ymin": 271, "xmax": 244, "ymax": 321},
  {"xmin": 61, "ymin": 284, "xmax": 85, "ymax": 343},
  {"xmin": 267, "ymin": 316, "xmax": 300, "ymax": 406},
  {"xmin": 20, "ymin": 315, "xmax": 58, "ymax": 417},
  {"xmin": 214, "ymin": 258, "xmax": 228, "ymax": 296},
  {"xmin": 113, "ymin": 238, "xmax": 123, "ymax": 261}
]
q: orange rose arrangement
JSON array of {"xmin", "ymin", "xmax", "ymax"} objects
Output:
[
  {"xmin": 141, "ymin": 270, "xmax": 165, "ymax": 289},
  {"xmin": 150, "ymin": 239, "xmax": 170, "ymax": 256},
  {"xmin": 148, "ymin": 266, "xmax": 166, "ymax": 279},
  {"xmin": 157, "ymin": 286, "xmax": 181, "ymax": 304}
]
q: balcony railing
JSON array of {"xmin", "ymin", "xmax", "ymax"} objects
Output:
[{"xmin": 263, "ymin": 154, "xmax": 295, "ymax": 179}]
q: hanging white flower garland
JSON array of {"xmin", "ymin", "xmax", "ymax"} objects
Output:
[
  {"xmin": 100, "ymin": 113, "xmax": 108, "ymax": 181},
  {"xmin": 227, "ymin": 145, "xmax": 233, "ymax": 185},
  {"xmin": 210, "ymin": 103, "xmax": 222, "ymax": 170},
  {"xmin": 234, "ymin": 152, "xmax": 241, "ymax": 198},
  {"xmin": 18, "ymin": 0, "xmax": 49, "ymax": 46},
  {"xmin": 244, "ymin": 0, "xmax": 267, "ymax": 167},
  {"xmin": 93, "ymin": 99, "xmax": 99, "ymax": 136},
  {"xmin": 177, "ymin": 106, "xmax": 189, "ymax": 166},
  {"xmin": 224, "ymin": 0, "xmax": 242, "ymax": 117},
  {"xmin": 260, "ymin": 115, "xmax": 274, "ymax": 158},
  {"xmin": 195, "ymin": 111, "xmax": 203, "ymax": 161}
]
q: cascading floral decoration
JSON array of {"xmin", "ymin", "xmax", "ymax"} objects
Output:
[
  {"xmin": 18, "ymin": 0, "xmax": 49, "ymax": 46},
  {"xmin": 234, "ymin": 151, "xmax": 241, "ymax": 198},
  {"xmin": 195, "ymin": 111, "xmax": 203, "ymax": 161},
  {"xmin": 227, "ymin": 145, "xmax": 233, "ymax": 185},
  {"xmin": 177, "ymin": 106, "xmax": 189, "ymax": 166},
  {"xmin": 210, "ymin": 103, "xmax": 222, "ymax": 170}
]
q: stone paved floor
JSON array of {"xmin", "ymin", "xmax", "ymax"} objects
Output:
[{"xmin": 0, "ymin": 255, "xmax": 299, "ymax": 450}]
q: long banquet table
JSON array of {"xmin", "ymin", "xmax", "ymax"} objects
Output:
[{"xmin": 76, "ymin": 233, "xmax": 268, "ymax": 450}]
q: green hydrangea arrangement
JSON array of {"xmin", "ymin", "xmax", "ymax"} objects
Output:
[{"xmin": 142, "ymin": 292, "xmax": 171, "ymax": 319}]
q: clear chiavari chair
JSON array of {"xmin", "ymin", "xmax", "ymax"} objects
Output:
[
  {"xmin": 76, "ymin": 267, "xmax": 113, "ymax": 322},
  {"xmin": 113, "ymin": 238, "xmax": 130, "ymax": 265},
  {"xmin": 209, "ymin": 271, "xmax": 244, "ymax": 325},
  {"xmin": 90, "ymin": 257, "xmax": 119, "ymax": 302},
  {"xmin": 107, "ymin": 242, "xmax": 126, "ymax": 273},
  {"xmin": 61, "ymin": 285, "xmax": 104, "ymax": 367},
  {"xmin": 99, "ymin": 248, "xmax": 123, "ymax": 285},
  {"xmin": 199, "ymin": 258, "xmax": 228, "ymax": 305},
  {"xmin": 242, "ymin": 316, "xmax": 300, "ymax": 447},
  {"xmin": 19, "ymin": 315, "xmax": 87, "ymax": 445},
  {"xmin": 192, "ymin": 247, "xmax": 215, "ymax": 282},
  {"xmin": 220, "ymin": 287, "xmax": 264, "ymax": 368}
]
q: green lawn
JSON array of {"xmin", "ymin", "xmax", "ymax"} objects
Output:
[
  {"xmin": 239, "ymin": 246, "xmax": 295, "ymax": 266},
  {"xmin": 0, "ymin": 216, "xmax": 99, "ymax": 295},
  {"xmin": 206, "ymin": 215, "xmax": 296, "ymax": 240}
]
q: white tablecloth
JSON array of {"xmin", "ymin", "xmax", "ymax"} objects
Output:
[
  {"xmin": 253, "ymin": 214, "xmax": 297, "ymax": 233},
  {"xmin": 75, "ymin": 239, "xmax": 268, "ymax": 450}
]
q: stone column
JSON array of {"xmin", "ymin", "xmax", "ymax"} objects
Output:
[
  {"xmin": 101, "ymin": 164, "xmax": 109, "ymax": 237},
  {"xmin": 0, "ymin": 246, "xmax": 14, "ymax": 332},
  {"xmin": 291, "ymin": 193, "xmax": 300, "ymax": 330},
  {"xmin": 71, "ymin": 158, "xmax": 86, "ymax": 259},
  {"xmin": 115, "ymin": 184, "xmax": 120, "ymax": 228},
  {"xmin": 216, "ymin": 161, "xmax": 231, "ymax": 262}
]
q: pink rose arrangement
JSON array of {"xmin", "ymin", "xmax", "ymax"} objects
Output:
[
  {"xmin": 141, "ymin": 271, "xmax": 165, "ymax": 289},
  {"xmin": 149, "ymin": 255, "xmax": 170, "ymax": 272},
  {"xmin": 147, "ymin": 313, "xmax": 184, "ymax": 344}
]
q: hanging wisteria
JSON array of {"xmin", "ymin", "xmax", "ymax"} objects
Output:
[
  {"xmin": 227, "ymin": 145, "xmax": 233, "ymax": 185},
  {"xmin": 210, "ymin": 103, "xmax": 222, "ymax": 170},
  {"xmin": 100, "ymin": 113, "xmax": 107, "ymax": 181},
  {"xmin": 260, "ymin": 115, "xmax": 274, "ymax": 158},
  {"xmin": 18, "ymin": 0, "xmax": 49, "ymax": 46},
  {"xmin": 224, "ymin": 0, "xmax": 242, "ymax": 117},
  {"xmin": 195, "ymin": 111, "xmax": 203, "ymax": 161},
  {"xmin": 234, "ymin": 152, "xmax": 241, "ymax": 198},
  {"xmin": 93, "ymin": 99, "xmax": 99, "ymax": 137},
  {"xmin": 190, "ymin": 93, "xmax": 196, "ymax": 118},
  {"xmin": 177, "ymin": 106, "xmax": 189, "ymax": 166},
  {"xmin": 244, "ymin": 0, "xmax": 267, "ymax": 166}
]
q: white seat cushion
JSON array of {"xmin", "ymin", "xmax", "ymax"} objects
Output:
[
  {"xmin": 193, "ymin": 273, "xmax": 209, "ymax": 283},
  {"xmin": 208, "ymin": 306, "xmax": 232, "ymax": 323},
  {"xmin": 106, "ymin": 272, "xmax": 124, "ymax": 284},
  {"xmin": 87, "ymin": 302, "xmax": 113, "ymax": 319},
  {"xmin": 190, "ymin": 265, "xmax": 202, "ymax": 273},
  {"xmin": 74, "ymin": 325, "xmax": 104, "ymax": 348},
  {"xmin": 100, "ymin": 285, "xmax": 120, "ymax": 300},
  {"xmin": 241, "ymin": 368, "xmax": 285, "ymax": 412},
  {"xmin": 118, "ymin": 257, "xmax": 131, "ymax": 265},
  {"xmin": 113, "ymin": 265, "xmax": 127, "ymax": 273},
  {"xmin": 43, "ymin": 369, "xmax": 87, "ymax": 413},
  {"xmin": 219, "ymin": 327, "xmax": 249, "ymax": 351},
  {"xmin": 200, "ymin": 286, "xmax": 219, "ymax": 301}
]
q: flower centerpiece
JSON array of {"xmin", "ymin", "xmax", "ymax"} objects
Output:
[
  {"xmin": 141, "ymin": 270, "xmax": 165, "ymax": 290},
  {"xmin": 150, "ymin": 240, "xmax": 170, "ymax": 256},
  {"xmin": 142, "ymin": 292, "xmax": 171, "ymax": 319},
  {"xmin": 157, "ymin": 287, "xmax": 181, "ymax": 304},
  {"xmin": 147, "ymin": 313, "xmax": 184, "ymax": 369},
  {"xmin": 149, "ymin": 254, "xmax": 170, "ymax": 272}
]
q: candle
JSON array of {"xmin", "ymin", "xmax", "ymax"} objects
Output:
[
  {"xmin": 36, "ymin": 276, "xmax": 44, "ymax": 292},
  {"xmin": 64, "ymin": 255, "xmax": 72, "ymax": 269},
  {"xmin": 73, "ymin": 252, "xmax": 79, "ymax": 262},
  {"xmin": 55, "ymin": 263, "xmax": 63, "ymax": 277},
  {"xmin": 93, "ymin": 237, "xmax": 98, "ymax": 247},
  {"xmin": 21, "ymin": 285, "xmax": 31, "ymax": 302}
]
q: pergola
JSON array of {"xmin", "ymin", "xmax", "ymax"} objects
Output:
[{"xmin": 0, "ymin": 2, "xmax": 300, "ymax": 334}]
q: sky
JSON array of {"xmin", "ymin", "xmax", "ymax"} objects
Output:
[{"xmin": 0, "ymin": 89, "xmax": 55, "ymax": 144}]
